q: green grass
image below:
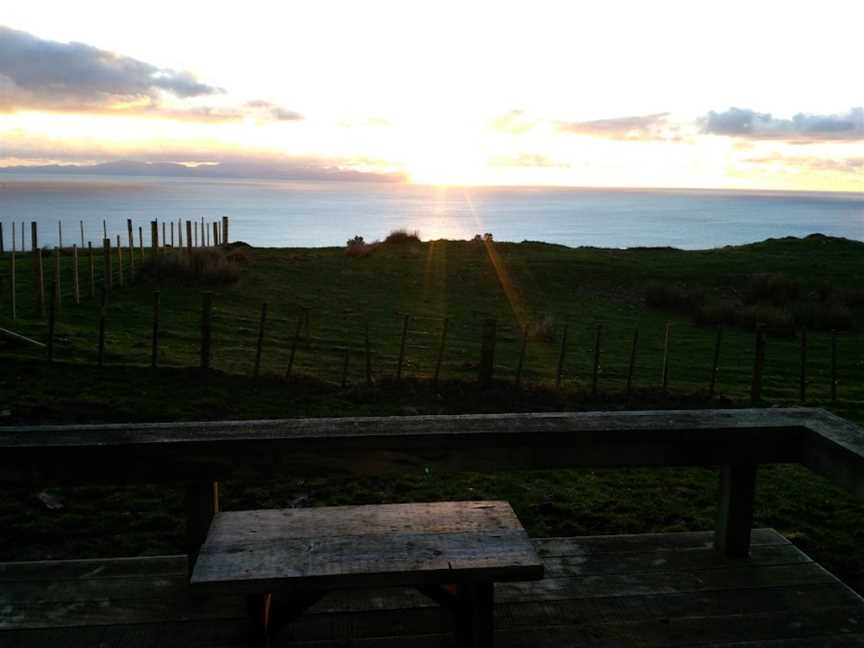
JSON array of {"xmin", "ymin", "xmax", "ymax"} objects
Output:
[{"xmin": 1, "ymin": 234, "xmax": 863, "ymax": 590}]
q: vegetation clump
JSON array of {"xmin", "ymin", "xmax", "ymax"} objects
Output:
[
  {"xmin": 383, "ymin": 229, "xmax": 421, "ymax": 244},
  {"xmin": 136, "ymin": 248, "xmax": 246, "ymax": 285},
  {"xmin": 345, "ymin": 235, "xmax": 378, "ymax": 257},
  {"xmin": 646, "ymin": 272, "xmax": 857, "ymax": 335}
]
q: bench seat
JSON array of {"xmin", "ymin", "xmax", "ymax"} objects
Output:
[{"xmin": 190, "ymin": 501, "xmax": 543, "ymax": 647}]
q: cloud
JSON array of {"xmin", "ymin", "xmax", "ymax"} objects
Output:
[
  {"xmin": 489, "ymin": 153, "xmax": 568, "ymax": 168},
  {"xmin": 0, "ymin": 26, "xmax": 303, "ymax": 123},
  {"xmin": 0, "ymin": 25, "xmax": 221, "ymax": 113},
  {"xmin": 703, "ymin": 107, "xmax": 864, "ymax": 142},
  {"xmin": 244, "ymin": 100, "xmax": 303, "ymax": 122},
  {"xmin": 743, "ymin": 154, "xmax": 864, "ymax": 174},
  {"xmin": 558, "ymin": 113, "xmax": 673, "ymax": 140}
]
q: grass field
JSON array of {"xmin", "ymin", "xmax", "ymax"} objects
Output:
[{"xmin": 1, "ymin": 233, "xmax": 863, "ymax": 589}]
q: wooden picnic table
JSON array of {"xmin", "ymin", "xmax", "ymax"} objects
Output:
[{"xmin": 190, "ymin": 501, "xmax": 544, "ymax": 647}]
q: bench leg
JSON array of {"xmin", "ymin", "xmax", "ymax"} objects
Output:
[
  {"xmin": 459, "ymin": 582, "xmax": 494, "ymax": 648},
  {"xmin": 246, "ymin": 593, "xmax": 271, "ymax": 648}
]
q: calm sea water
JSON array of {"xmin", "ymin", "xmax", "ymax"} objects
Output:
[{"xmin": 0, "ymin": 174, "xmax": 862, "ymax": 249}]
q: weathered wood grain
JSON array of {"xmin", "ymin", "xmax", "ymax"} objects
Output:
[
  {"xmin": 3, "ymin": 531, "xmax": 864, "ymax": 647},
  {"xmin": 0, "ymin": 408, "xmax": 828, "ymax": 487},
  {"xmin": 191, "ymin": 501, "xmax": 542, "ymax": 593}
]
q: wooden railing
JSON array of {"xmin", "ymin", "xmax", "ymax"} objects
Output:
[{"xmin": 2, "ymin": 408, "xmax": 863, "ymax": 571}]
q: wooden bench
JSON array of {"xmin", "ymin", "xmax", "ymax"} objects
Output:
[{"xmin": 190, "ymin": 501, "xmax": 544, "ymax": 647}]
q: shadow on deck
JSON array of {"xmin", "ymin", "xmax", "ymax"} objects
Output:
[{"xmin": 3, "ymin": 529, "xmax": 864, "ymax": 647}]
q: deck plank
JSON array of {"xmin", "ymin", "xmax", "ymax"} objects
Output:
[{"xmin": 1, "ymin": 529, "xmax": 862, "ymax": 647}]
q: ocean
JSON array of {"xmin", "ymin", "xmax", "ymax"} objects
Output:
[{"xmin": 0, "ymin": 174, "xmax": 862, "ymax": 250}]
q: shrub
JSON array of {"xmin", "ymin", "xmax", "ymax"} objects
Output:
[
  {"xmin": 743, "ymin": 273, "xmax": 799, "ymax": 306},
  {"xmin": 735, "ymin": 303, "xmax": 795, "ymax": 337},
  {"xmin": 136, "ymin": 248, "xmax": 242, "ymax": 285},
  {"xmin": 384, "ymin": 229, "xmax": 420, "ymax": 244},
  {"xmin": 817, "ymin": 300, "xmax": 854, "ymax": 331},
  {"xmin": 225, "ymin": 248, "xmax": 250, "ymax": 266},
  {"xmin": 345, "ymin": 235, "xmax": 378, "ymax": 257},
  {"xmin": 693, "ymin": 298, "xmax": 737, "ymax": 327},
  {"xmin": 645, "ymin": 281, "xmax": 698, "ymax": 312}
]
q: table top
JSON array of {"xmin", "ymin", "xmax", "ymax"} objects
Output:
[{"xmin": 191, "ymin": 501, "xmax": 544, "ymax": 593}]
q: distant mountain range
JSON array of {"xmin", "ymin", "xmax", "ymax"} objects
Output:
[{"xmin": 0, "ymin": 160, "xmax": 406, "ymax": 183}]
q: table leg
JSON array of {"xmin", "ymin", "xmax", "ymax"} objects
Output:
[
  {"xmin": 246, "ymin": 593, "xmax": 271, "ymax": 648},
  {"xmin": 461, "ymin": 582, "xmax": 494, "ymax": 648}
]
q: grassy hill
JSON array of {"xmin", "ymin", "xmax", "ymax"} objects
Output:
[{"xmin": 1, "ymin": 234, "xmax": 863, "ymax": 588}]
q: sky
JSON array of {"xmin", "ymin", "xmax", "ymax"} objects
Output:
[{"xmin": 1, "ymin": 0, "xmax": 863, "ymax": 191}]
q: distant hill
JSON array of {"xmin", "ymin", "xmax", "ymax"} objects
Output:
[{"xmin": 0, "ymin": 159, "xmax": 406, "ymax": 183}]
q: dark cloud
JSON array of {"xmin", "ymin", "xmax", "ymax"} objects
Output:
[
  {"xmin": 558, "ymin": 113, "xmax": 672, "ymax": 140},
  {"xmin": 703, "ymin": 107, "xmax": 864, "ymax": 141},
  {"xmin": 244, "ymin": 100, "xmax": 303, "ymax": 121},
  {"xmin": 0, "ymin": 25, "xmax": 221, "ymax": 113},
  {"xmin": 0, "ymin": 26, "xmax": 303, "ymax": 123}
]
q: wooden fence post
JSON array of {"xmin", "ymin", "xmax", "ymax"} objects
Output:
[
  {"xmin": 194, "ymin": 221, "xmax": 198, "ymax": 248},
  {"xmin": 750, "ymin": 325, "xmax": 766, "ymax": 403},
  {"xmin": 102, "ymin": 220, "xmax": 107, "ymax": 241},
  {"xmin": 80, "ymin": 221, "xmax": 85, "ymax": 249},
  {"xmin": 479, "ymin": 318, "xmax": 497, "ymax": 387},
  {"xmin": 253, "ymin": 302, "xmax": 267, "ymax": 378},
  {"xmin": 200, "ymin": 292, "xmax": 212, "ymax": 372},
  {"xmin": 591, "ymin": 323, "xmax": 602, "ymax": 396},
  {"xmin": 116, "ymin": 235, "xmax": 125, "ymax": 287},
  {"xmin": 58, "ymin": 221, "xmax": 63, "ymax": 250},
  {"xmin": 365, "ymin": 321, "xmax": 374, "ymax": 386},
  {"xmin": 87, "ymin": 243, "xmax": 94, "ymax": 299},
  {"xmin": 9, "ymin": 249, "xmax": 15, "ymax": 320},
  {"xmin": 212, "ymin": 222, "xmax": 218, "ymax": 248},
  {"xmin": 661, "ymin": 322, "xmax": 671, "ymax": 391},
  {"xmin": 162, "ymin": 222, "xmax": 167, "ymax": 250},
  {"xmin": 10, "ymin": 221, "xmax": 15, "ymax": 252},
  {"xmin": 35, "ymin": 248, "xmax": 45, "ymax": 317},
  {"xmin": 151, "ymin": 290, "xmax": 161, "ymax": 369},
  {"xmin": 715, "ymin": 463, "xmax": 757, "ymax": 558},
  {"xmin": 709, "ymin": 327, "xmax": 722, "ymax": 398},
  {"xmin": 53, "ymin": 247, "xmax": 61, "ymax": 310},
  {"xmin": 72, "ymin": 244, "xmax": 80, "ymax": 305},
  {"xmin": 151, "ymin": 221, "xmax": 159, "ymax": 257},
  {"xmin": 103, "ymin": 238, "xmax": 112, "ymax": 292},
  {"xmin": 127, "ymin": 219, "xmax": 135, "ymax": 273},
  {"xmin": 831, "ymin": 330, "xmax": 838, "ymax": 404},
  {"xmin": 222, "ymin": 216, "xmax": 229, "ymax": 245},
  {"xmin": 178, "ymin": 218, "xmax": 183, "ymax": 249},
  {"xmin": 396, "ymin": 314, "xmax": 410, "ymax": 380},
  {"xmin": 138, "ymin": 226, "xmax": 144, "ymax": 260},
  {"xmin": 799, "ymin": 328, "xmax": 807, "ymax": 404},
  {"xmin": 626, "ymin": 327, "xmax": 639, "ymax": 397},
  {"xmin": 286, "ymin": 314, "xmax": 303, "ymax": 378},
  {"xmin": 170, "ymin": 221, "xmax": 175, "ymax": 248},
  {"xmin": 555, "ymin": 323, "xmax": 568, "ymax": 389},
  {"xmin": 97, "ymin": 287, "xmax": 106, "ymax": 367},
  {"xmin": 186, "ymin": 221, "xmax": 193, "ymax": 254},
  {"xmin": 47, "ymin": 278, "xmax": 57, "ymax": 362},
  {"xmin": 30, "ymin": 222, "xmax": 38, "ymax": 252},
  {"xmin": 514, "ymin": 323, "xmax": 529, "ymax": 387},
  {"xmin": 341, "ymin": 347, "xmax": 350, "ymax": 388},
  {"xmin": 0, "ymin": 222, "xmax": 4, "ymax": 254}
]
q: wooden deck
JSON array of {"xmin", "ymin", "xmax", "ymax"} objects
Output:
[{"xmin": 3, "ymin": 528, "xmax": 864, "ymax": 647}]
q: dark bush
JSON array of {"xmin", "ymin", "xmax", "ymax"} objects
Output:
[
  {"xmin": 735, "ymin": 303, "xmax": 795, "ymax": 337},
  {"xmin": 345, "ymin": 235, "xmax": 378, "ymax": 257},
  {"xmin": 693, "ymin": 298, "xmax": 737, "ymax": 327},
  {"xmin": 743, "ymin": 273, "xmax": 799, "ymax": 306},
  {"xmin": 645, "ymin": 281, "xmax": 700, "ymax": 312},
  {"xmin": 384, "ymin": 229, "xmax": 420, "ymax": 244}
]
